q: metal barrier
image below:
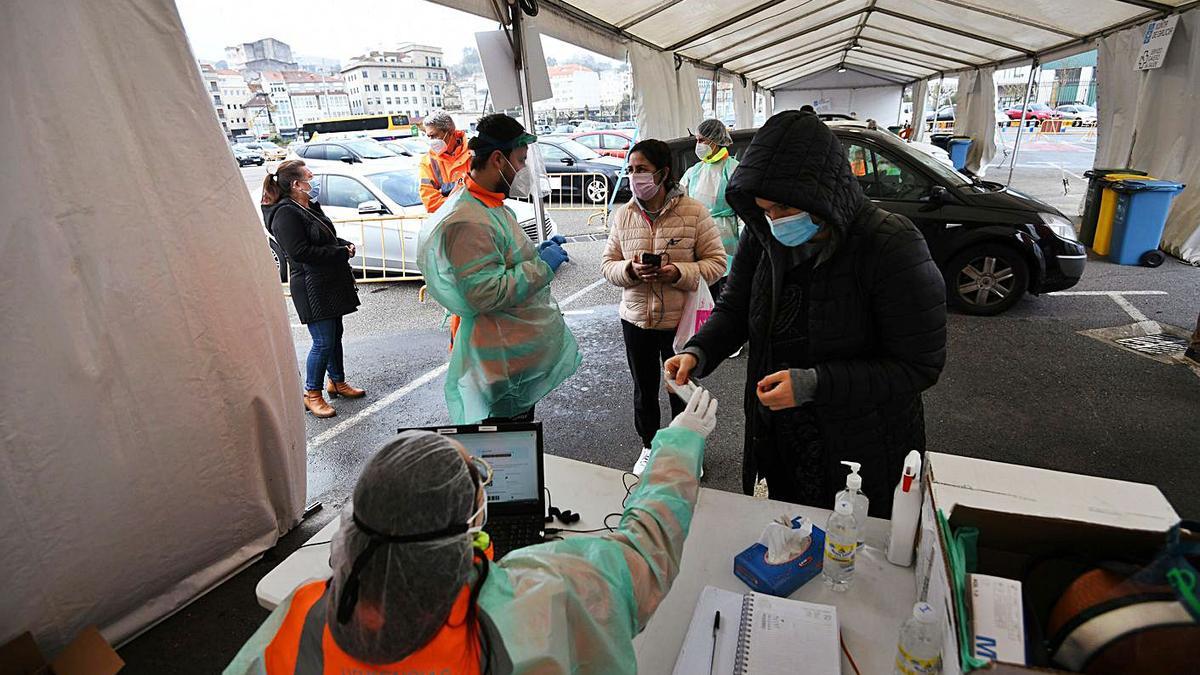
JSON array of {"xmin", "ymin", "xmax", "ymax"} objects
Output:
[
  {"xmin": 330, "ymin": 213, "xmax": 427, "ymax": 283},
  {"xmin": 514, "ymin": 171, "xmax": 614, "ymax": 229}
]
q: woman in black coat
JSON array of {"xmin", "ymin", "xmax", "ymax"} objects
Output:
[
  {"xmin": 666, "ymin": 110, "xmax": 947, "ymax": 516},
  {"xmin": 262, "ymin": 160, "xmax": 363, "ymax": 418}
]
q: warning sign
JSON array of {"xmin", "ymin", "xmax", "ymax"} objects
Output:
[{"xmin": 1136, "ymin": 15, "xmax": 1179, "ymax": 70}]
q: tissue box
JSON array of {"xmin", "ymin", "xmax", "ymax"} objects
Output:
[
  {"xmin": 970, "ymin": 574, "xmax": 1026, "ymax": 665},
  {"xmin": 733, "ymin": 518, "xmax": 825, "ymax": 597}
]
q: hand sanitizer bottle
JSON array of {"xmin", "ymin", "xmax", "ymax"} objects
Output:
[
  {"xmin": 823, "ymin": 499, "xmax": 858, "ymax": 592},
  {"xmin": 836, "ymin": 461, "xmax": 869, "ymax": 548}
]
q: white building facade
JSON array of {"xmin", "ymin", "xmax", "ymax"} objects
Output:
[
  {"xmin": 216, "ymin": 69, "xmax": 251, "ymax": 134},
  {"xmin": 535, "ymin": 64, "xmax": 602, "ymax": 114},
  {"xmin": 341, "ymin": 44, "xmax": 450, "ymax": 120}
]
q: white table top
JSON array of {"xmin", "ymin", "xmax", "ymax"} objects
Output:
[{"xmin": 257, "ymin": 455, "xmax": 916, "ymax": 674}]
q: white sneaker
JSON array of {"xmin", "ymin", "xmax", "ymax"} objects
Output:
[
  {"xmin": 730, "ymin": 346, "xmax": 743, "ymax": 358},
  {"xmin": 633, "ymin": 448, "xmax": 652, "ymax": 476}
]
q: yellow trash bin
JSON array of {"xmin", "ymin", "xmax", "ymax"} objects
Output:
[{"xmin": 1094, "ymin": 173, "xmax": 1154, "ymax": 255}]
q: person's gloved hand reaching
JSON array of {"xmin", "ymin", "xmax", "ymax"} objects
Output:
[
  {"xmin": 538, "ymin": 241, "xmax": 569, "ymax": 272},
  {"xmin": 537, "ymin": 235, "xmax": 567, "ymax": 252},
  {"xmin": 669, "ymin": 387, "xmax": 718, "ymax": 439}
]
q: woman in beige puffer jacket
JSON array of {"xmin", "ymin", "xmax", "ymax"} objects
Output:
[{"xmin": 601, "ymin": 139, "xmax": 726, "ymax": 473}]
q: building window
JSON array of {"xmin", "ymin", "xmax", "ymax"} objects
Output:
[{"xmin": 362, "ymin": 70, "xmax": 368, "ymax": 78}]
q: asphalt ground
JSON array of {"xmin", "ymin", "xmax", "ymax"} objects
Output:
[{"xmin": 119, "ymin": 139, "xmax": 1199, "ymax": 672}]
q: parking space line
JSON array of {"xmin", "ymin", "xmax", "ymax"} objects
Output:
[
  {"xmin": 309, "ymin": 275, "xmax": 609, "ymax": 450},
  {"xmin": 1048, "ymin": 290, "xmax": 1166, "ymax": 334}
]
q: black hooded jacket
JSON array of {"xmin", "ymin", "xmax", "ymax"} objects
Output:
[
  {"xmin": 263, "ymin": 198, "xmax": 360, "ymax": 324},
  {"xmin": 685, "ymin": 111, "xmax": 946, "ymax": 514}
]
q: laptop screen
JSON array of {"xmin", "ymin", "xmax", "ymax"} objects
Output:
[{"xmin": 453, "ymin": 428, "xmax": 540, "ymax": 504}]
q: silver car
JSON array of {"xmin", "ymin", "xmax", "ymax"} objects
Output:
[{"xmin": 268, "ymin": 158, "xmax": 558, "ymax": 279}]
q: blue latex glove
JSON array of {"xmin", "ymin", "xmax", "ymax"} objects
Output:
[
  {"xmin": 538, "ymin": 242, "xmax": 569, "ymax": 272},
  {"xmin": 538, "ymin": 235, "xmax": 567, "ymax": 252}
]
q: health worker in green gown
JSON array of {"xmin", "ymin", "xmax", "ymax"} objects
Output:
[
  {"xmin": 418, "ymin": 114, "xmax": 580, "ymax": 424},
  {"xmin": 680, "ymin": 118, "xmax": 741, "ymax": 299}
]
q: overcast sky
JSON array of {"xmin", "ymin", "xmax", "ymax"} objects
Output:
[{"xmin": 175, "ymin": 0, "xmax": 615, "ymax": 66}]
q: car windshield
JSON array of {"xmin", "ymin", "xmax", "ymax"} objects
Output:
[
  {"xmin": 343, "ymin": 139, "xmax": 396, "ymax": 159},
  {"xmin": 259, "ymin": 141, "xmax": 280, "ymax": 149},
  {"xmin": 232, "ymin": 144, "xmax": 251, "ymax": 151},
  {"xmin": 551, "ymin": 139, "xmax": 601, "ymax": 160},
  {"xmin": 367, "ymin": 169, "xmax": 421, "ymax": 207},
  {"xmin": 401, "ymin": 138, "xmax": 430, "ymax": 154}
]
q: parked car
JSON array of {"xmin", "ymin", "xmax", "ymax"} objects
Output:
[
  {"xmin": 834, "ymin": 120, "xmax": 954, "ymax": 169},
  {"xmin": 382, "ymin": 137, "xmax": 432, "ymax": 158},
  {"xmin": 1054, "ymin": 103, "xmax": 1097, "ymax": 126},
  {"xmin": 262, "ymin": 158, "xmax": 559, "ymax": 282},
  {"xmin": 1004, "ymin": 102, "xmax": 1062, "ymax": 122},
  {"xmin": 287, "ymin": 138, "xmax": 399, "ymax": 166},
  {"xmin": 570, "ymin": 130, "xmax": 633, "ymax": 158},
  {"xmin": 665, "ymin": 123, "xmax": 1085, "ymax": 315},
  {"xmin": 537, "ymin": 136, "xmax": 631, "ymax": 204},
  {"xmin": 244, "ymin": 140, "xmax": 286, "ymax": 160},
  {"xmin": 615, "ymin": 120, "xmax": 638, "ymax": 130},
  {"xmin": 817, "ymin": 112, "xmax": 856, "ymax": 121},
  {"xmin": 924, "ymin": 106, "xmax": 956, "ymax": 122},
  {"xmin": 553, "ymin": 124, "xmax": 578, "ymax": 134},
  {"xmin": 232, "ymin": 144, "xmax": 265, "ymax": 167}
]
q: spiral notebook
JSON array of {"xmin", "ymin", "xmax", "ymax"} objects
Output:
[{"xmin": 672, "ymin": 586, "xmax": 840, "ymax": 675}]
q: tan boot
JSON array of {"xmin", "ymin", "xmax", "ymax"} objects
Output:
[
  {"xmin": 327, "ymin": 379, "xmax": 366, "ymax": 399},
  {"xmin": 304, "ymin": 390, "xmax": 336, "ymax": 418}
]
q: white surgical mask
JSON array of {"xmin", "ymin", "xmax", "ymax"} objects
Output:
[
  {"xmin": 466, "ymin": 490, "xmax": 488, "ymax": 535},
  {"xmin": 503, "ymin": 155, "xmax": 533, "ymax": 199},
  {"xmin": 694, "ymin": 142, "xmax": 712, "ymax": 161},
  {"xmin": 429, "ymin": 137, "xmax": 448, "ymax": 154}
]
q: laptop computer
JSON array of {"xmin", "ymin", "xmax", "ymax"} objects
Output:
[{"xmin": 398, "ymin": 422, "xmax": 546, "ymax": 559}]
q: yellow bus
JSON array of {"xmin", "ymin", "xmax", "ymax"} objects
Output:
[{"xmin": 300, "ymin": 114, "xmax": 414, "ymax": 142}]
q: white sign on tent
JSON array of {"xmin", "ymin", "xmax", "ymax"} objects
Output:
[
  {"xmin": 476, "ymin": 20, "xmax": 553, "ymax": 111},
  {"xmin": 1136, "ymin": 15, "xmax": 1179, "ymax": 70}
]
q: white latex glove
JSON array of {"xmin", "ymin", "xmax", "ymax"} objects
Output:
[{"xmin": 669, "ymin": 387, "xmax": 718, "ymax": 439}]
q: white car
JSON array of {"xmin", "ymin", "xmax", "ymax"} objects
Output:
[
  {"xmin": 286, "ymin": 138, "xmax": 400, "ymax": 167},
  {"xmin": 265, "ymin": 158, "xmax": 558, "ymax": 279},
  {"xmin": 1054, "ymin": 104, "xmax": 1097, "ymax": 126},
  {"xmin": 827, "ymin": 120, "xmax": 956, "ymax": 169}
]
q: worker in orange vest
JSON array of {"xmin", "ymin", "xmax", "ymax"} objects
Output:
[
  {"xmin": 225, "ymin": 389, "xmax": 719, "ymax": 674},
  {"xmin": 419, "ymin": 111, "xmax": 472, "ymax": 214}
]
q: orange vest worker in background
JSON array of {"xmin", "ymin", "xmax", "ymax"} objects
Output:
[{"xmin": 419, "ymin": 111, "xmax": 472, "ymax": 214}]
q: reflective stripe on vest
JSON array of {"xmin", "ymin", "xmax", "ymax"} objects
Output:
[{"xmin": 263, "ymin": 580, "xmax": 482, "ymax": 674}]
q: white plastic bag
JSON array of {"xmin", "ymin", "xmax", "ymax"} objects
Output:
[{"xmin": 673, "ymin": 281, "xmax": 715, "ymax": 353}]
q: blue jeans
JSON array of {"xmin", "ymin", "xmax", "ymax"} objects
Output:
[{"xmin": 305, "ymin": 317, "xmax": 345, "ymax": 391}]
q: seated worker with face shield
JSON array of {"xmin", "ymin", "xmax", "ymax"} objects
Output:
[{"xmin": 225, "ymin": 387, "xmax": 719, "ymax": 675}]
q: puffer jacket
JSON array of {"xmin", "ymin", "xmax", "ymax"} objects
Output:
[
  {"xmin": 685, "ymin": 110, "xmax": 947, "ymax": 514},
  {"xmin": 601, "ymin": 190, "xmax": 726, "ymax": 330},
  {"xmin": 264, "ymin": 198, "xmax": 360, "ymax": 324}
]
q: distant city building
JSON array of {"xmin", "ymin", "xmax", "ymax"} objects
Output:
[
  {"xmin": 455, "ymin": 75, "xmax": 490, "ymax": 113},
  {"xmin": 536, "ymin": 64, "xmax": 602, "ymax": 114},
  {"xmin": 243, "ymin": 92, "xmax": 276, "ymax": 137},
  {"xmin": 341, "ymin": 44, "xmax": 450, "ymax": 119},
  {"xmin": 441, "ymin": 82, "xmax": 463, "ymax": 111},
  {"xmin": 256, "ymin": 70, "xmax": 352, "ymax": 131},
  {"xmin": 199, "ymin": 64, "xmax": 229, "ymax": 136},
  {"xmin": 215, "ymin": 68, "xmax": 252, "ymax": 135},
  {"xmin": 598, "ymin": 68, "xmax": 631, "ymax": 108},
  {"xmin": 226, "ymin": 37, "xmax": 298, "ymax": 74}
]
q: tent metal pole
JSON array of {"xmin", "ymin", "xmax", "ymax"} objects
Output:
[
  {"xmin": 896, "ymin": 85, "xmax": 907, "ymax": 126},
  {"xmin": 1007, "ymin": 60, "xmax": 1039, "ymax": 187},
  {"xmin": 510, "ymin": 5, "xmax": 547, "ymax": 244}
]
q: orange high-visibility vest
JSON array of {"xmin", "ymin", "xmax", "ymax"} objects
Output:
[
  {"xmin": 419, "ymin": 130, "xmax": 472, "ymax": 213},
  {"xmin": 263, "ymin": 580, "xmax": 482, "ymax": 674}
]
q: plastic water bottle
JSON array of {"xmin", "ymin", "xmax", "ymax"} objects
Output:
[
  {"xmin": 822, "ymin": 499, "xmax": 857, "ymax": 592},
  {"xmin": 894, "ymin": 602, "xmax": 942, "ymax": 675}
]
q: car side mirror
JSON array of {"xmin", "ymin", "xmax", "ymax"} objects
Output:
[
  {"xmin": 561, "ymin": 157, "xmax": 575, "ymax": 166},
  {"xmin": 926, "ymin": 185, "xmax": 950, "ymax": 204},
  {"xmin": 357, "ymin": 200, "xmax": 387, "ymax": 215},
  {"xmin": 339, "ymin": 155, "xmax": 356, "ymax": 164}
]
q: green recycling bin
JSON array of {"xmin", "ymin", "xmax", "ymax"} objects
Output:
[{"xmin": 1081, "ymin": 168, "xmax": 1147, "ymax": 247}]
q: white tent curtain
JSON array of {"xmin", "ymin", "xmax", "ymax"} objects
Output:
[
  {"xmin": 630, "ymin": 42, "xmax": 704, "ymax": 139},
  {"xmin": 0, "ymin": 0, "xmax": 307, "ymax": 652},
  {"xmin": 910, "ymin": 78, "xmax": 929, "ymax": 142},
  {"xmin": 762, "ymin": 86, "xmax": 775, "ymax": 120},
  {"xmin": 730, "ymin": 75, "xmax": 756, "ymax": 130},
  {"xmin": 1096, "ymin": 11, "xmax": 1200, "ymax": 264},
  {"xmin": 955, "ymin": 67, "xmax": 999, "ymax": 176}
]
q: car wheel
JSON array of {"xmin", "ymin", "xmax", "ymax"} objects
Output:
[
  {"xmin": 945, "ymin": 244, "xmax": 1029, "ymax": 316},
  {"xmin": 1139, "ymin": 250, "xmax": 1165, "ymax": 268},
  {"xmin": 269, "ymin": 240, "xmax": 288, "ymax": 283},
  {"xmin": 585, "ymin": 176, "xmax": 609, "ymax": 204}
]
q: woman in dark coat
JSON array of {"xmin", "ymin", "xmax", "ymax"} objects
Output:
[
  {"xmin": 262, "ymin": 160, "xmax": 364, "ymax": 418},
  {"xmin": 666, "ymin": 110, "xmax": 947, "ymax": 516}
]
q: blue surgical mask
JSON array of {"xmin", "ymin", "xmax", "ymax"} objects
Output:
[
  {"xmin": 301, "ymin": 181, "xmax": 320, "ymax": 201},
  {"xmin": 766, "ymin": 212, "xmax": 819, "ymax": 246}
]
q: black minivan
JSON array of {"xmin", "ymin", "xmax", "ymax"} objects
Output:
[{"xmin": 667, "ymin": 123, "xmax": 1085, "ymax": 315}]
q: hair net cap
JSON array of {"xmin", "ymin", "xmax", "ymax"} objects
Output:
[
  {"xmin": 697, "ymin": 118, "xmax": 733, "ymax": 147},
  {"xmin": 327, "ymin": 431, "xmax": 478, "ymax": 664},
  {"xmin": 425, "ymin": 110, "xmax": 455, "ymax": 131}
]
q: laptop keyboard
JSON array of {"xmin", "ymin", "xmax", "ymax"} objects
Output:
[{"xmin": 488, "ymin": 517, "xmax": 545, "ymax": 560}]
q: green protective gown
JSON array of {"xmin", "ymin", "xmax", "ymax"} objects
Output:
[
  {"xmin": 417, "ymin": 188, "xmax": 581, "ymax": 423},
  {"xmin": 680, "ymin": 150, "xmax": 741, "ymax": 271},
  {"xmin": 223, "ymin": 426, "xmax": 706, "ymax": 675}
]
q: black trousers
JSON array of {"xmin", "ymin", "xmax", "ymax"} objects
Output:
[{"xmin": 621, "ymin": 319, "xmax": 687, "ymax": 447}]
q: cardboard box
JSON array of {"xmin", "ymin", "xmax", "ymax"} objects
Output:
[
  {"xmin": 0, "ymin": 627, "xmax": 124, "ymax": 675},
  {"xmin": 969, "ymin": 573, "xmax": 1025, "ymax": 665},
  {"xmin": 918, "ymin": 452, "xmax": 1179, "ymax": 675}
]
